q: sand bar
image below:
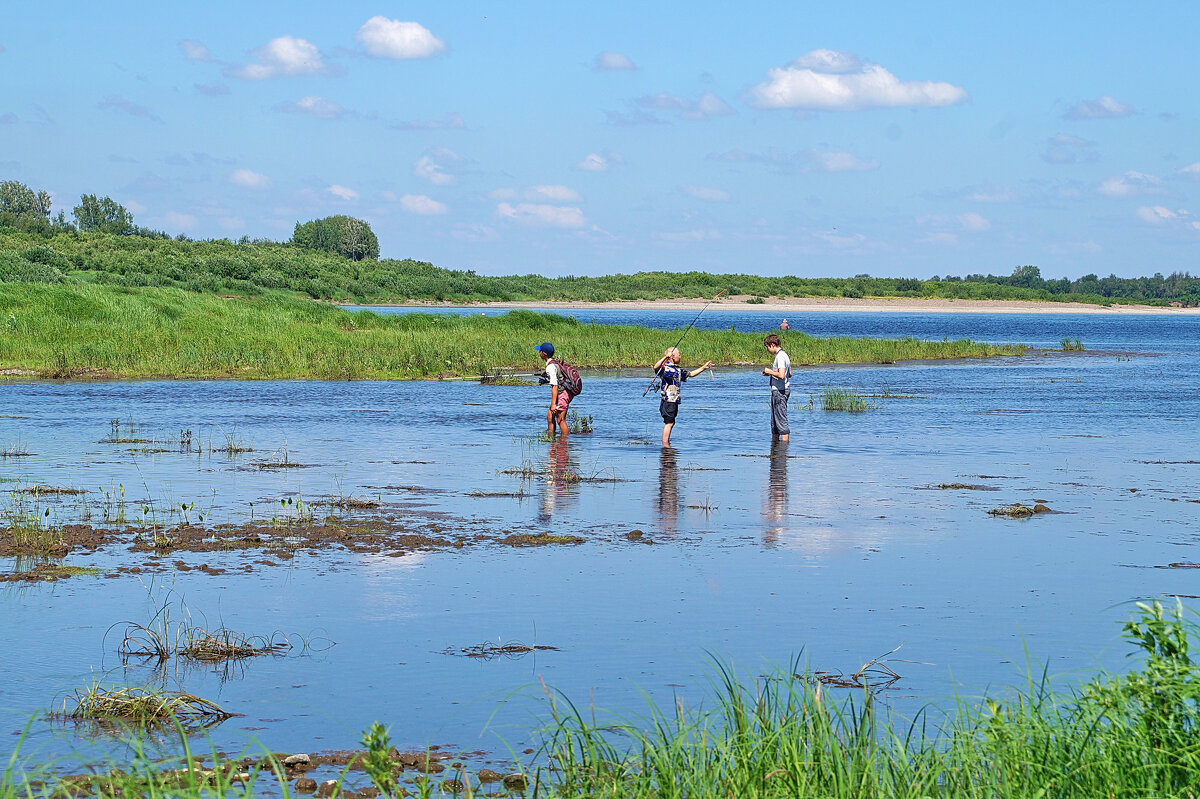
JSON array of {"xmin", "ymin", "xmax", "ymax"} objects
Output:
[{"xmin": 361, "ymin": 295, "xmax": 1200, "ymax": 315}]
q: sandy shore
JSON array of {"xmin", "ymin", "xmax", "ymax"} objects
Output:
[{"xmin": 374, "ymin": 295, "xmax": 1198, "ymax": 315}]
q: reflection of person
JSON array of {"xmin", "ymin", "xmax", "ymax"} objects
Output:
[
  {"xmin": 762, "ymin": 439, "xmax": 788, "ymax": 545},
  {"xmin": 656, "ymin": 446, "xmax": 679, "ymax": 532},
  {"xmin": 762, "ymin": 333, "xmax": 791, "ymax": 442},
  {"xmin": 652, "ymin": 347, "xmax": 713, "ymax": 447},
  {"xmin": 535, "ymin": 342, "xmax": 570, "ymax": 438},
  {"xmin": 538, "ymin": 439, "xmax": 578, "ymax": 523}
]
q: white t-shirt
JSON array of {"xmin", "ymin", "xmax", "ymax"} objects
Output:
[
  {"xmin": 770, "ymin": 350, "xmax": 791, "ymax": 392},
  {"xmin": 544, "ymin": 361, "xmax": 560, "ymax": 386}
]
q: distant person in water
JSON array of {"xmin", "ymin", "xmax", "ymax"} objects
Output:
[
  {"xmin": 779, "ymin": 319, "xmax": 790, "ymax": 330},
  {"xmin": 762, "ymin": 333, "xmax": 791, "ymax": 442},
  {"xmin": 536, "ymin": 342, "xmax": 572, "ymax": 438},
  {"xmin": 653, "ymin": 346, "xmax": 713, "ymax": 447}
]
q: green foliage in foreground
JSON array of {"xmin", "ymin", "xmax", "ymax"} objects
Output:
[
  {"xmin": 4, "ymin": 602, "xmax": 1200, "ymax": 798},
  {"xmin": 0, "ymin": 283, "xmax": 1023, "ymax": 380},
  {"xmin": 3, "ymin": 227, "xmax": 1200, "ymax": 305}
]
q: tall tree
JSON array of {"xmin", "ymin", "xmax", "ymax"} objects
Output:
[
  {"xmin": 0, "ymin": 180, "xmax": 53, "ymax": 233},
  {"xmin": 291, "ymin": 215, "xmax": 379, "ymax": 261},
  {"xmin": 72, "ymin": 194, "xmax": 136, "ymax": 235}
]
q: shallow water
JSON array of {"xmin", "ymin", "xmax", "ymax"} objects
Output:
[{"xmin": 2, "ymin": 309, "xmax": 1199, "ymax": 765}]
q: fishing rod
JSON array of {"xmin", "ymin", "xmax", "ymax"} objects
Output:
[{"xmin": 642, "ymin": 289, "xmax": 728, "ymax": 397}]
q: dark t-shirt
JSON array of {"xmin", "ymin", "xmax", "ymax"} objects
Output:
[{"xmin": 656, "ymin": 362, "xmax": 688, "ymax": 402}]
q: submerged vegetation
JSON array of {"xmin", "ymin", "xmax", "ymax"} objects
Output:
[{"xmin": 0, "ymin": 283, "xmax": 1025, "ymax": 380}]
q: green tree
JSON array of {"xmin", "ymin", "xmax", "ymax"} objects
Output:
[
  {"xmin": 72, "ymin": 194, "xmax": 136, "ymax": 235},
  {"xmin": 0, "ymin": 180, "xmax": 53, "ymax": 233},
  {"xmin": 291, "ymin": 215, "xmax": 380, "ymax": 261}
]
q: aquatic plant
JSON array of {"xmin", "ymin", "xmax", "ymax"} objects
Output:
[
  {"xmin": 57, "ymin": 683, "xmax": 233, "ymax": 722},
  {"xmin": 819, "ymin": 386, "xmax": 876, "ymax": 413},
  {"xmin": 1061, "ymin": 337, "xmax": 1086, "ymax": 351},
  {"xmin": 567, "ymin": 410, "xmax": 594, "ymax": 434},
  {"xmin": 1, "ymin": 490, "xmax": 62, "ymax": 554}
]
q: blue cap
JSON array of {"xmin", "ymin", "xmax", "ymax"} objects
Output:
[{"xmin": 535, "ymin": 342, "xmax": 555, "ymax": 356}]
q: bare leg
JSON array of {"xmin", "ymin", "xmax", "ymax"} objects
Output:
[
  {"xmin": 662, "ymin": 422, "xmax": 674, "ymax": 447},
  {"xmin": 555, "ymin": 410, "xmax": 569, "ymax": 438},
  {"xmin": 547, "ymin": 406, "xmax": 557, "ymax": 437}
]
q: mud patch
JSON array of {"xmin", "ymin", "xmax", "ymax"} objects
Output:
[
  {"xmin": 988, "ymin": 503, "xmax": 1053, "ymax": 518},
  {"xmin": 0, "ymin": 564, "xmax": 100, "ymax": 583},
  {"xmin": 443, "ymin": 641, "xmax": 559, "ymax": 660},
  {"xmin": 499, "ymin": 532, "xmax": 585, "ymax": 546}
]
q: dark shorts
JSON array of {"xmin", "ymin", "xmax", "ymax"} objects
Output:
[{"xmin": 660, "ymin": 399, "xmax": 679, "ymax": 424}]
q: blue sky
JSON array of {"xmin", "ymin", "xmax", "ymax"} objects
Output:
[{"xmin": 2, "ymin": 1, "xmax": 1198, "ymax": 279}]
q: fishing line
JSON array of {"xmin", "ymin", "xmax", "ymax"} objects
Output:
[{"xmin": 642, "ymin": 289, "xmax": 728, "ymax": 397}]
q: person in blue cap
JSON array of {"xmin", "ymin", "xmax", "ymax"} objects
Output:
[{"xmin": 535, "ymin": 342, "xmax": 572, "ymax": 438}]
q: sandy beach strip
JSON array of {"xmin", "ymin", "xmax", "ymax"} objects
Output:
[{"xmin": 364, "ymin": 295, "xmax": 1200, "ymax": 315}]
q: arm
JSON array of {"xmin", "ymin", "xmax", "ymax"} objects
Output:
[
  {"xmin": 653, "ymin": 350, "xmax": 671, "ymax": 371},
  {"xmin": 687, "ymin": 361, "xmax": 714, "ymax": 378},
  {"xmin": 762, "ymin": 366, "xmax": 785, "ymax": 378}
]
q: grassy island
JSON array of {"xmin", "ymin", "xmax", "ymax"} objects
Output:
[{"xmin": 0, "ymin": 283, "xmax": 1024, "ymax": 380}]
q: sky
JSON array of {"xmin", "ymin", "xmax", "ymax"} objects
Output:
[{"xmin": 1, "ymin": 1, "xmax": 1198, "ymax": 279}]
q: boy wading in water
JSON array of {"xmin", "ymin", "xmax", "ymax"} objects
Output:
[
  {"xmin": 653, "ymin": 347, "xmax": 713, "ymax": 447},
  {"xmin": 536, "ymin": 342, "xmax": 576, "ymax": 438},
  {"xmin": 762, "ymin": 333, "xmax": 791, "ymax": 442}
]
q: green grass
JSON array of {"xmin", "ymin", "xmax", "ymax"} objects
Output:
[
  {"xmin": 0, "ymin": 282, "xmax": 1025, "ymax": 380},
  {"xmin": 819, "ymin": 386, "xmax": 876, "ymax": 413}
]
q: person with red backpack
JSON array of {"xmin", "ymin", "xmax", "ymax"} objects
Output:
[{"xmin": 535, "ymin": 342, "xmax": 582, "ymax": 438}]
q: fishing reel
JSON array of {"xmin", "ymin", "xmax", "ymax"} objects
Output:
[{"xmin": 538, "ymin": 372, "xmax": 550, "ymax": 386}]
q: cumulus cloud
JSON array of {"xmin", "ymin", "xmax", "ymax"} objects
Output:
[
  {"xmin": 327, "ymin": 184, "xmax": 358, "ymax": 201},
  {"xmin": 391, "ymin": 113, "xmax": 465, "ymax": 131},
  {"xmin": 194, "ymin": 83, "xmax": 230, "ymax": 96},
  {"xmin": 748, "ymin": 49, "xmax": 968, "ymax": 111},
  {"xmin": 228, "ymin": 36, "xmax": 331, "ymax": 80},
  {"xmin": 179, "ymin": 40, "xmax": 211, "ymax": 61},
  {"xmin": 594, "ymin": 52, "xmax": 636, "ymax": 70},
  {"xmin": 958, "ymin": 212, "xmax": 991, "ymax": 232},
  {"xmin": 1178, "ymin": 163, "xmax": 1200, "ymax": 181},
  {"xmin": 1098, "ymin": 171, "xmax": 1163, "ymax": 198},
  {"xmin": 632, "ymin": 91, "xmax": 733, "ymax": 120},
  {"xmin": 97, "ymin": 95, "xmax": 161, "ymax": 122},
  {"xmin": 681, "ymin": 185, "xmax": 730, "ymax": 202},
  {"xmin": 228, "ymin": 169, "xmax": 272, "ymax": 189},
  {"xmin": 492, "ymin": 185, "xmax": 582, "ymax": 202},
  {"xmin": 576, "ymin": 153, "xmax": 609, "ymax": 172},
  {"xmin": 806, "ymin": 150, "xmax": 879, "ymax": 172},
  {"xmin": 413, "ymin": 148, "xmax": 460, "ymax": 187},
  {"xmin": 1136, "ymin": 205, "xmax": 1200, "ymax": 229},
  {"xmin": 399, "ymin": 194, "xmax": 447, "ymax": 215},
  {"xmin": 275, "ymin": 95, "xmax": 347, "ymax": 119},
  {"xmin": 1064, "ymin": 95, "xmax": 1135, "ymax": 120},
  {"xmin": 497, "ymin": 202, "xmax": 585, "ymax": 228},
  {"xmin": 356, "ymin": 17, "xmax": 445, "ymax": 59}
]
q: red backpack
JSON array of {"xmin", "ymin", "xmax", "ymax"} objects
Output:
[{"xmin": 550, "ymin": 359, "xmax": 583, "ymax": 396}]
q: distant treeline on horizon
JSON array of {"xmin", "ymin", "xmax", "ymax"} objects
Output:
[{"xmin": 1, "ymin": 176, "xmax": 1198, "ymax": 306}]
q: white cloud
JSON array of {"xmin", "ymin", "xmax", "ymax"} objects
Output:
[
  {"xmin": 1098, "ymin": 171, "xmax": 1163, "ymax": 198},
  {"xmin": 413, "ymin": 148, "xmax": 459, "ymax": 186},
  {"xmin": 528, "ymin": 185, "xmax": 581, "ymax": 202},
  {"xmin": 1178, "ymin": 163, "xmax": 1200, "ymax": 181},
  {"xmin": 327, "ymin": 184, "xmax": 358, "ymax": 201},
  {"xmin": 1064, "ymin": 95, "xmax": 1135, "ymax": 120},
  {"xmin": 594, "ymin": 52, "xmax": 636, "ymax": 71},
  {"xmin": 634, "ymin": 91, "xmax": 733, "ymax": 120},
  {"xmin": 356, "ymin": 16, "xmax": 445, "ymax": 59},
  {"xmin": 497, "ymin": 202, "xmax": 585, "ymax": 228},
  {"xmin": 684, "ymin": 91, "xmax": 734, "ymax": 119},
  {"xmin": 97, "ymin": 95, "xmax": 161, "ymax": 122},
  {"xmin": 1136, "ymin": 205, "xmax": 1200, "ymax": 229},
  {"xmin": 399, "ymin": 194, "xmax": 447, "ymax": 215},
  {"xmin": 228, "ymin": 169, "xmax": 273, "ymax": 189},
  {"xmin": 228, "ymin": 36, "xmax": 330, "ymax": 80},
  {"xmin": 179, "ymin": 40, "xmax": 211, "ymax": 61},
  {"xmin": 681, "ymin": 185, "xmax": 730, "ymax": 202},
  {"xmin": 748, "ymin": 49, "xmax": 968, "ymax": 111},
  {"xmin": 164, "ymin": 211, "xmax": 197, "ymax": 230},
  {"xmin": 807, "ymin": 150, "xmax": 879, "ymax": 172},
  {"xmin": 392, "ymin": 113, "xmax": 465, "ymax": 131},
  {"xmin": 958, "ymin": 212, "xmax": 991, "ymax": 231},
  {"xmin": 576, "ymin": 153, "xmax": 609, "ymax": 172},
  {"xmin": 964, "ymin": 187, "xmax": 1018, "ymax": 203},
  {"xmin": 1042, "ymin": 133, "xmax": 1099, "ymax": 164},
  {"xmin": 275, "ymin": 95, "xmax": 346, "ymax": 119}
]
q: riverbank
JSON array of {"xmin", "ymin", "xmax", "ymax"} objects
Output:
[
  {"xmin": 0, "ymin": 283, "xmax": 1024, "ymax": 380},
  {"xmin": 366, "ymin": 294, "xmax": 1200, "ymax": 315}
]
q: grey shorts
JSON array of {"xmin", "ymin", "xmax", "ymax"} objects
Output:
[{"xmin": 771, "ymin": 389, "xmax": 790, "ymax": 436}]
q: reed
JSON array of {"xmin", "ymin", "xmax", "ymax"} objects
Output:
[
  {"xmin": 0, "ymin": 283, "xmax": 1025, "ymax": 380},
  {"xmin": 820, "ymin": 386, "xmax": 876, "ymax": 413},
  {"xmin": 57, "ymin": 683, "xmax": 233, "ymax": 722}
]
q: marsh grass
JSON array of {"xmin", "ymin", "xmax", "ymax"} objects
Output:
[
  {"xmin": 529, "ymin": 601, "xmax": 1200, "ymax": 799},
  {"xmin": 57, "ymin": 683, "xmax": 234, "ymax": 722},
  {"xmin": 0, "ymin": 439, "xmax": 32, "ymax": 457},
  {"xmin": 1061, "ymin": 337, "xmax": 1086, "ymax": 351},
  {"xmin": 567, "ymin": 410, "xmax": 594, "ymax": 434},
  {"xmin": 178, "ymin": 628, "xmax": 291, "ymax": 662},
  {"xmin": 2, "ymin": 491, "xmax": 63, "ymax": 554},
  {"xmin": 211, "ymin": 426, "xmax": 253, "ymax": 455},
  {"xmin": 819, "ymin": 386, "xmax": 877, "ymax": 413},
  {"xmin": 0, "ymin": 283, "xmax": 1025, "ymax": 380}
]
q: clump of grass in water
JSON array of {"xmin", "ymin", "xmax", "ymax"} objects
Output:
[
  {"xmin": 2, "ymin": 491, "xmax": 63, "ymax": 554},
  {"xmin": 1061, "ymin": 337, "xmax": 1086, "ymax": 351},
  {"xmin": 818, "ymin": 386, "xmax": 876, "ymax": 413},
  {"xmin": 529, "ymin": 600, "xmax": 1200, "ymax": 798},
  {"xmin": 567, "ymin": 410, "xmax": 594, "ymax": 434},
  {"xmin": 56, "ymin": 683, "xmax": 233, "ymax": 722}
]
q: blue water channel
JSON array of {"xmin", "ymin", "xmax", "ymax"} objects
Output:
[{"xmin": 2, "ymin": 307, "xmax": 1199, "ymax": 768}]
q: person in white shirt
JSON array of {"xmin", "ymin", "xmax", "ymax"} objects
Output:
[{"xmin": 762, "ymin": 333, "xmax": 791, "ymax": 442}]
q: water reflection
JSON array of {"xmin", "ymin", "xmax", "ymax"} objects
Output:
[
  {"xmin": 538, "ymin": 440, "xmax": 578, "ymax": 523},
  {"xmin": 763, "ymin": 440, "xmax": 788, "ymax": 546},
  {"xmin": 657, "ymin": 447, "xmax": 679, "ymax": 533}
]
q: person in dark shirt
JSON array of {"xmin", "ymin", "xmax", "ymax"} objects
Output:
[{"xmin": 652, "ymin": 347, "xmax": 713, "ymax": 447}]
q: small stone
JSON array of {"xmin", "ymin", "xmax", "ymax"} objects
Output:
[
  {"xmin": 358, "ymin": 788, "xmax": 382, "ymax": 799},
  {"xmin": 442, "ymin": 779, "xmax": 466, "ymax": 793},
  {"xmin": 283, "ymin": 754, "xmax": 311, "ymax": 767},
  {"xmin": 294, "ymin": 777, "xmax": 318, "ymax": 793},
  {"xmin": 1033, "ymin": 503, "xmax": 1051, "ymax": 513},
  {"xmin": 625, "ymin": 530, "xmax": 643, "ymax": 540},
  {"xmin": 502, "ymin": 773, "xmax": 528, "ymax": 790},
  {"xmin": 316, "ymin": 779, "xmax": 339, "ymax": 797},
  {"xmin": 478, "ymin": 769, "xmax": 504, "ymax": 782}
]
